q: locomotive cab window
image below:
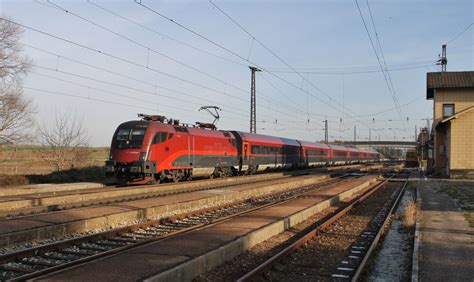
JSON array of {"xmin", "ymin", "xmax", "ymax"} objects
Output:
[
  {"xmin": 116, "ymin": 128, "xmax": 146, "ymax": 149},
  {"xmin": 129, "ymin": 129, "xmax": 146, "ymax": 148},
  {"xmin": 117, "ymin": 129, "xmax": 129, "ymax": 141},
  {"xmin": 153, "ymin": 132, "xmax": 168, "ymax": 144}
]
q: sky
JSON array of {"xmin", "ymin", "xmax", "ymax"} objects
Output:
[{"xmin": 0, "ymin": 0, "xmax": 473, "ymax": 146}]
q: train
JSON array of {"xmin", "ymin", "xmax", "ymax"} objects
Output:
[
  {"xmin": 105, "ymin": 114, "xmax": 381, "ymax": 184},
  {"xmin": 405, "ymin": 149, "xmax": 418, "ymax": 167}
]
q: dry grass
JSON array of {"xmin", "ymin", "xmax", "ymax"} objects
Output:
[
  {"xmin": 0, "ymin": 174, "xmax": 30, "ymax": 186},
  {"xmin": 402, "ymin": 199, "xmax": 417, "ymax": 230},
  {"xmin": 464, "ymin": 212, "xmax": 474, "ymax": 228},
  {"xmin": 0, "ymin": 145, "xmax": 108, "ymax": 175},
  {"xmin": 0, "ymin": 166, "xmax": 107, "ymax": 186},
  {"xmin": 0, "ymin": 145, "xmax": 109, "ymax": 186}
]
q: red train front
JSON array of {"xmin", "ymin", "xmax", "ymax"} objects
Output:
[{"xmin": 105, "ymin": 114, "xmax": 239, "ymax": 184}]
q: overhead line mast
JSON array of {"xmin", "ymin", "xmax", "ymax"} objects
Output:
[
  {"xmin": 437, "ymin": 44, "xmax": 447, "ymax": 72},
  {"xmin": 249, "ymin": 66, "xmax": 261, "ymax": 134}
]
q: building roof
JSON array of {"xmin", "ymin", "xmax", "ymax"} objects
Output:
[{"xmin": 426, "ymin": 71, "xmax": 474, "ymax": 99}]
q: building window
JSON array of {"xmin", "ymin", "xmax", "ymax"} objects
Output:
[{"xmin": 443, "ymin": 104, "xmax": 454, "ymax": 118}]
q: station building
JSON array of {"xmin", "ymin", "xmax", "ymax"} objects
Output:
[{"xmin": 426, "ymin": 71, "xmax": 474, "ymax": 178}]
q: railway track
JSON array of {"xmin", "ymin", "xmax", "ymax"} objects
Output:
[
  {"xmin": 1, "ymin": 163, "xmax": 390, "ymax": 219},
  {"xmin": 237, "ymin": 173, "xmax": 408, "ymax": 281},
  {"xmin": 0, "ymin": 162, "xmax": 388, "ymax": 219},
  {"xmin": 0, "ymin": 174, "xmax": 363, "ymax": 281},
  {"xmin": 0, "ymin": 171, "xmax": 329, "ymax": 218}
]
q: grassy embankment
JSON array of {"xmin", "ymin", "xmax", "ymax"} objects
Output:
[{"xmin": 0, "ymin": 145, "xmax": 109, "ymax": 186}]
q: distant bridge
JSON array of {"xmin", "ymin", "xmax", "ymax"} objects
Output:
[{"xmin": 342, "ymin": 141, "xmax": 417, "ymax": 149}]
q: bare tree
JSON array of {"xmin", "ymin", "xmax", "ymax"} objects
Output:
[
  {"xmin": 39, "ymin": 109, "xmax": 90, "ymax": 172},
  {"xmin": 0, "ymin": 18, "xmax": 34, "ymax": 144}
]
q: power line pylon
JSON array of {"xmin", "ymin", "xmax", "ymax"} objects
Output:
[
  {"xmin": 437, "ymin": 44, "xmax": 447, "ymax": 72},
  {"xmin": 249, "ymin": 66, "xmax": 261, "ymax": 134}
]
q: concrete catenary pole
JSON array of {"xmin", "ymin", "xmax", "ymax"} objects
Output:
[
  {"xmin": 249, "ymin": 66, "xmax": 261, "ymax": 134},
  {"xmin": 324, "ymin": 119, "xmax": 328, "ymax": 144},
  {"xmin": 353, "ymin": 125, "xmax": 356, "ymax": 145}
]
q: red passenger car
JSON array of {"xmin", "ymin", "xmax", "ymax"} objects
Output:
[
  {"xmin": 231, "ymin": 131, "xmax": 301, "ymax": 174},
  {"xmin": 298, "ymin": 141, "xmax": 330, "ymax": 166}
]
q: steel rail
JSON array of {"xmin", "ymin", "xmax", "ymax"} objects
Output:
[
  {"xmin": 0, "ymin": 170, "xmax": 329, "ymax": 218},
  {"xmin": 2, "ymin": 163, "xmax": 385, "ymax": 219},
  {"xmin": 351, "ymin": 178, "xmax": 408, "ymax": 281},
  {"xmin": 237, "ymin": 175, "xmax": 400, "ymax": 282},
  {"xmin": 2, "ymin": 175, "xmax": 358, "ymax": 281}
]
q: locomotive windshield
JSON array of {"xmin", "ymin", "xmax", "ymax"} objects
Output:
[{"xmin": 115, "ymin": 128, "xmax": 146, "ymax": 149}]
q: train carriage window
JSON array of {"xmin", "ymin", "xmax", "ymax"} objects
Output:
[
  {"xmin": 334, "ymin": 151, "xmax": 347, "ymax": 157},
  {"xmin": 153, "ymin": 132, "xmax": 168, "ymax": 144},
  {"xmin": 251, "ymin": 145, "xmax": 259, "ymax": 154},
  {"xmin": 307, "ymin": 149, "xmax": 324, "ymax": 156}
]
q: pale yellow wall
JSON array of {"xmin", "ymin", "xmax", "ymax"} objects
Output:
[
  {"xmin": 449, "ymin": 110, "xmax": 474, "ymax": 170},
  {"xmin": 432, "ymin": 87, "xmax": 474, "ymax": 175},
  {"xmin": 433, "ymin": 88, "xmax": 474, "ymax": 125}
]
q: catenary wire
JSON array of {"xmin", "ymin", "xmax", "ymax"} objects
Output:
[
  {"xmin": 265, "ymin": 63, "xmax": 436, "ymax": 74},
  {"xmin": 80, "ymin": 0, "xmax": 327, "ymax": 122},
  {"xmin": 208, "ymin": 0, "xmax": 368, "ymax": 120},
  {"xmin": 86, "ymin": 0, "xmax": 248, "ymax": 68},
  {"xmin": 0, "ymin": 18, "xmax": 250, "ymax": 104},
  {"xmin": 135, "ymin": 0, "xmax": 372, "ymax": 128},
  {"xmin": 447, "ymin": 22, "xmax": 473, "ymax": 45},
  {"xmin": 355, "ymin": 0, "xmax": 405, "ymax": 127},
  {"xmin": 43, "ymin": 0, "xmax": 257, "ymax": 103}
]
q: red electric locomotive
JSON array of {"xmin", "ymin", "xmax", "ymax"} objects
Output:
[
  {"xmin": 106, "ymin": 114, "xmax": 239, "ymax": 184},
  {"xmin": 106, "ymin": 114, "xmax": 381, "ymax": 184}
]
